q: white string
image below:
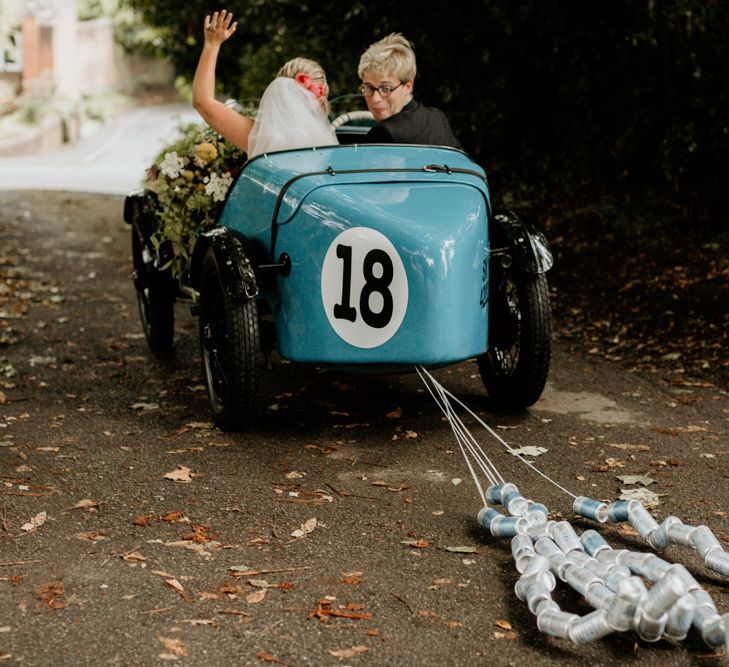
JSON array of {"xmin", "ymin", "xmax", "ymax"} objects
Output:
[
  {"xmin": 419, "ymin": 368, "xmax": 505, "ymax": 486},
  {"xmin": 416, "ymin": 367, "xmax": 491, "ymax": 506},
  {"xmin": 416, "ymin": 366, "xmax": 578, "ymax": 501}
]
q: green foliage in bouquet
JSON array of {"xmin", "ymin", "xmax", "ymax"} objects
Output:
[{"xmin": 144, "ymin": 123, "xmax": 244, "ymax": 272}]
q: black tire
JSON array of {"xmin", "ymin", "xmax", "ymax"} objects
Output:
[
  {"xmin": 132, "ymin": 229, "xmax": 175, "ymax": 352},
  {"xmin": 478, "ymin": 263, "xmax": 551, "ymax": 409},
  {"xmin": 198, "ymin": 248, "xmax": 263, "ymax": 430}
]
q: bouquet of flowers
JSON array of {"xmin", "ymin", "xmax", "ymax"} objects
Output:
[{"xmin": 144, "ymin": 123, "xmax": 243, "ymax": 271}]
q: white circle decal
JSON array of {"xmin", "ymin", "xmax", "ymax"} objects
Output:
[{"xmin": 321, "ymin": 227, "xmax": 408, "ymax": 348}]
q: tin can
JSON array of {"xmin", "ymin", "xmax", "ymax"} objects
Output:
[
  {"xmin": 606, "ymin": 577, "xmax": 645, "ymax": 631},
  {"xmin": 537, "ymin": 608, "xmax": 579, "ymax": 639},
  {"xmin": 581, "ymin": 529, "xmax": 612, "ymax": 557},
  {"xmin": 550, "ymin": 521, "xmax": 583, "ymax": 553},
  {"xmin": 665, "ymin": 521, "xmax": 696, "ymax": 548},
  {"xmin": 705, "ymin": 550, "xmax": 729, "ymax": 577},
  {"xmin": 503, "ymin": 490, "xmax": 530, "ymax": 517},
  {"xmin": 664, "ymin": 593, "xmax": 697, "ymax": 641},
  {"xmin": 648, "ymin": 516, "xmax": 682, "ymax": 551},
  {"xmin": 564, "ymin": 564, "xmax": 601, "ymax": 597},
  {"xmin": 691, "ymin": 525, "xmax": 723, "ymax": 559},
  {"xmin": 607, "ymin": 499, "xmax": 639, "ymax": 523},
  {"xmin": 636, "ymin": 610, "xmax": 667, "ymax": 642},
  {"xmin": 573, "ymin": 496, "xmax": 609, "ymax": 523},
  {"xmin": 628, "ymin": 503, "xmax": 660, "ymax": 540},
  {"xmin": 569, "ymin": 608, "xmax": 613, "ymax": 645},
  {"xmin": 642, "ymin": 567, "xmax": 685, "ymax": 619}
]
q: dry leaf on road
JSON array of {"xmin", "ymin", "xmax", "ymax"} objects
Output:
[
  {"xmin": 69, "ymin": 498, "xmax": 99, "ymax": 511},
  {"xmin": 247, "ymin": 588, "xmax": 267, "ymax": 604},
  {"xmin": 158, "ymin": 636, "xmax": 187, "ymax": 657},
  {"xmin": 290, "ymin": 517, "xmax": 317, "ymax": 539},
  {"xmin": 163, "ymin": 466, "xmax": 196, "ymax": 483},
  {"xmin": 328, "ymin": 645, "xmax": 369, "ymax": 658},
  {"xmin": 21, "ymin": 511, "xmax": 47, "ymax": 532}
]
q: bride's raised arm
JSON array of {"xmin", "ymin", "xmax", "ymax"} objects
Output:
[{"xmin": 192, "ymin": 10, "xmax": 252, "ymax": 152}]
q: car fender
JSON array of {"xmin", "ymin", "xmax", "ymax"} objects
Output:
[
  {"xmin": 490, "ymin": 209, "xmax": 553, "ymax": 273},
  {"xmin": 190, "ymin": 227, "xmax": 259, "ymax": 300},
  {"xmin": 124, "ymin": 189, "xmax": 159, "ymax": 238}
]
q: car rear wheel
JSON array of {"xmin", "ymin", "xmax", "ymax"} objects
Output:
[
  {"xmin": 132, "ymin": 229, "xmax": 175, "ymax": 352},
  {"xmin": 478, "ymin": 262, "xmax": 551, "ymax": 409},
  {"xmin": 198, "ymin": 248, "xmax": 263, "ymax": 430}
]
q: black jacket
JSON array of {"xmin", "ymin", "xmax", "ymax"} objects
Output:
[{"xmin": 365, "ymin": 99, "xmax": 461, "ymax": 149}]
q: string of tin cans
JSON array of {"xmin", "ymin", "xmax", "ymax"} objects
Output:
[
  {"xmin": 416, "ymin": 367, "xmax": 729, "ymax": 652},
  {"xmin": 481, "ymin": 486, "xmax": 729, "ymax": 649}
]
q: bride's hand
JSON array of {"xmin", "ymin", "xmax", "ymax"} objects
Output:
[{"xmin": 203, "ymin": 9, "xmax": 237, "ymax": 46}]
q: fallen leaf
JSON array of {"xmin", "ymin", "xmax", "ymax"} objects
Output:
[
  {"xmin": 494, "ymin": 619, "xmax": 512, "ymax": 630},
  {"xmin": 247, "ymin": 588, "xmax": 267, "ymax": 604},
  {"xmin": 494, "ymin": 630, "xmax": 518, "ymax": 640},
  {"xmin": 509, "ymin": 446, "xmax": 548, "ymax": 457},
  {"xmin": 74, "ymin": 530, "xmax": 109, "ymax": 542},
  {"xmin": 402, "ymin": 539, "xmax": 429, "ymax": 549},
  {"xmin": 328, "ymin": 645, "xmax": 369, "ymax": 658},
  {"xmin": 158, "ymin": 636, "xmax": 187, "ymax": 657},
  {"xmin": 616, "ymin": 474, "xmax": 655, "ymax": 486},
  {"xmin": 620, "ymin": 487, "xmax": 662, "ymax": 508},
  {"xmin": 36, "ymin": 581, "xmax": 67, "ymax": 610},
  {"xmin": 165, "ymin": 578, "xmax": 192, "ymax": 603},
  {"xmin": 229, "ymin": 565, "xmax": 311, "ymax": 578},
  {"xmin": 386, "ymin": 483, "xmax": 410, "ymax": 492},
  {"xmin": 160, "ymin": 511, "xmax": 189, "ymax": 523},
  {"xmin": 606, "ymin": 443, "xmax": 651, "ymax": 452},
  {"xmin": 20, "ymin": 511, "xmax": 47, "ymax": 532},
  {"xmin": 131, "ymin": 402, "xmax": 159, "ymax": 411},
  {"xmin": 444, "ymin": 545, "xmax": 478, "ymax": 554},
  {"xmin": 386, "ymin": 406, "xmax": 402, "ymax": 419},
  {"xmin": 163, "ymin": 466, "xmax": 195, "ymax": 483},
  {"xmin": 70, "ymin": 498, "xmax": 99, "ymax": 511},
  {"xmin": 133, "ymin": 514, "xmax": 155, "ymax": 527},
  {"xmin": 290, "ymin": 517, "xmax": 317, "ymax": 539},
  {"xmin": 310, "ymin": 599, "xmax": 373, "ymax": 621},
  {"xmin": 181, "ymin": 524, "xmax": 218, "ymax": 543},
  {"xmin": 121, "ymin": 551, "xmax": 146, "ymax": 562},
  {"xmin": 447, "ymin": 621, "xmax": 462, "ymax": 628}
]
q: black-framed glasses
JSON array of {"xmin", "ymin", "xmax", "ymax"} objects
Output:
[{"xmin": 360, "ymin": 82, "xmax": 404, "ymax": 97}]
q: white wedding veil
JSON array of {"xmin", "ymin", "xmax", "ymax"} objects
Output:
[{"xmin": 247, "ymin": 77, "xmax": 338, "ymax": 158}]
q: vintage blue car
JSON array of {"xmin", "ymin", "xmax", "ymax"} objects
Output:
[{"xmin": 124, "ymin": 128, "xmax": 552, "ymax": 430}]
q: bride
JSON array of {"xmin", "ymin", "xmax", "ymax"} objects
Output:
[{"xmin": 192, "ymin": 9, "xmax": 337, "ymax": 158}]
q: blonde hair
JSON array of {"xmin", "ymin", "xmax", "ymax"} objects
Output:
[
  {"xmin": 277, "ymin": 57, "xmax": 330, "ymax": 97},
  {"xmin": 357, "ymin": 33, "xmax": 416, "ymax": 83}
]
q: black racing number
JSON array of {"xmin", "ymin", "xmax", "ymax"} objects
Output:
[
  {"xmin": 360, "ymin": 249, "xmax": 393, "ymax": 329},
  {"xmin": 333, "ymin": 244, "xmax": 356, "ymax": 322},
  {"xmin": 333, "ymin": 244, "xmax": 394, "ymax": 329}
]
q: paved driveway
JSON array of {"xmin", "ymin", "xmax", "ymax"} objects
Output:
[{"xmin": 0, "ymin": 103, "xmax": 199, "ymax": 195}]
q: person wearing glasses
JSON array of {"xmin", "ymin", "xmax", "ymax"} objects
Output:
[
  {"xmin": 358, "ymin": 33, "xmax": 461, "ymax": 149},
  {"xmin": 193, "ymin": 9, "xmax": 337, "ymax": 157}
]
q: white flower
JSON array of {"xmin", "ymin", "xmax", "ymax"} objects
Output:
[
  {"xmin": 159, "ymin": 151, "xmax": 185, "ymax": 179},
  {"xmin": 205, "ymin": 172, "xmax": 233, "ymax": 202}
]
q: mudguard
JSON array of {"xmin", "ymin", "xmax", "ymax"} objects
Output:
[
  {"xmin": 190, "ymin": 227, "xmax": 258, "ymax": 300},
  {"xmin": 491, "ymin": 210, "xmax": 553, "ymax": 273},
  {"xmin": 123, "ymin": 189, "xmax": 159, "ymax": 239}
]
